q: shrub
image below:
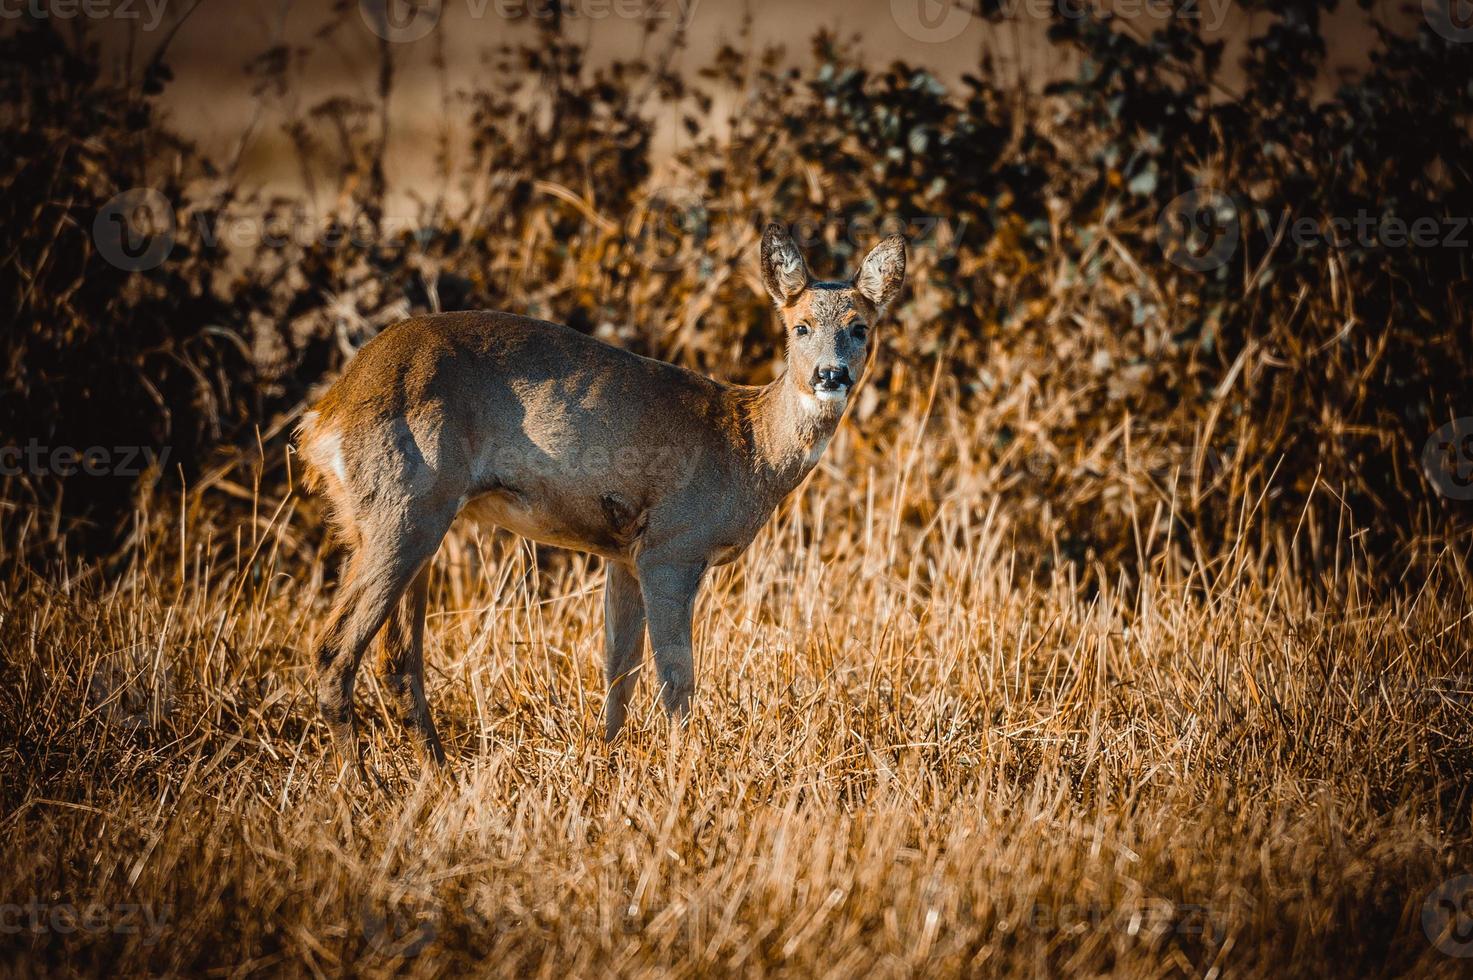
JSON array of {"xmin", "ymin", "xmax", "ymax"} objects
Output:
[{"xmin": 3, "ymin": 4, "xmax": 1469, "ymax": 583}]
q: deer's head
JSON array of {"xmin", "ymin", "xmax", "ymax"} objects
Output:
[{"xmin": 760, "ymin": 223, "xmax": 906, "ymax": 414}]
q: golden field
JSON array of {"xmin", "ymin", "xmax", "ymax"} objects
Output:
[
  {"xmin": 3, "ymin": 385, "xmax": 1471, "ymax": 977},
  {"xmin": 5, "ymin": 6, "xmax": 1473, "ymax": 976}
]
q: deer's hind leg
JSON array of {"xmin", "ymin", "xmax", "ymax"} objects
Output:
[
  {"xmin": 380, "ymin": 564, "xmax": 446, "ymax": 767},
  {"xmin": 316, "ymin": 505, "xmax": 453, "ymax": 782}
]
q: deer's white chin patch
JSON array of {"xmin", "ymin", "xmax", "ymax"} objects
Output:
[{"xmin": 798, "ymin": 387, "xmax": 848, "ymax": 416}]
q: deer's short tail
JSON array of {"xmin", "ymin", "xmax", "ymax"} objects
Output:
[
  {"xmin": 295, "ymin": 408, "xmax": 357, "ymax": 547},
  {"xmin": 296, "ymin": 409, "xmax": 341, "ymax": 490}
]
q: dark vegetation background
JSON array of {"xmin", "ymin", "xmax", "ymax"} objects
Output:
[{"xmin": 2, "ymin": 0, "xmax": 1470, "ymax": 584}]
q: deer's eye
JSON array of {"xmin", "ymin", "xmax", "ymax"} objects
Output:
[
  {"xmin": 793, "ymin": 322, "xmax": 811, "ymax": 337},
  {"xmin": 851, "ymin": 323, "xmax": 868, "ymax": 341}
]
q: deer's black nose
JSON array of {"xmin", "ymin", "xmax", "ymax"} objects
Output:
[{"xmin": 815, "ymin": 366, "xmax": 851, "ymax": 390}]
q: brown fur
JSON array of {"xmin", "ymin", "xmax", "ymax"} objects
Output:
[{"xmin": 296, "ymin": 225, "xmax": 905, "ymax": 771}]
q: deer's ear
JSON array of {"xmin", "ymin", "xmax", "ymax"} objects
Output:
[
  {"xmin": 761, "ymin": 223, "xmax": 809, "ymax": 306},
  {"xmin": 854, "ymin": 235, "xmax": 906, "ymax": 316}
]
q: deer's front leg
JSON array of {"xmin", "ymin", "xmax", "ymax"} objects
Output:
[
  {"xmin": 603, "ymin": 561, "xmax": 647, "ymax": 741},
  {"xmin": 635, "ymin": 557, "xmax": 705, "ymax": 722}
]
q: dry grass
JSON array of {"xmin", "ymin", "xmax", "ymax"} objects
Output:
[
  {"xmin": 4, "ymin": 7, "xmax": 1473, "ymax": 976},
  {"xmin": 3, "ymin": 385, "xmax": 1472, "ymax": 978}
]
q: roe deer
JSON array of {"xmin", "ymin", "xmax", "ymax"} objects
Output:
[{"xmin": 296, "ymin": 223, "xmax": 905, "ymax": 771}]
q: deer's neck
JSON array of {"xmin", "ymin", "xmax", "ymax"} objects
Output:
[{"xmin": 745, "ymin": 372, "xmax": 843, "ymax": 496}]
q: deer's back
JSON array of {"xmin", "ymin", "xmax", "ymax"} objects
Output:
[{"xmin": 303, "ymin": 311, "xmax": 752, "ymax": 559}]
